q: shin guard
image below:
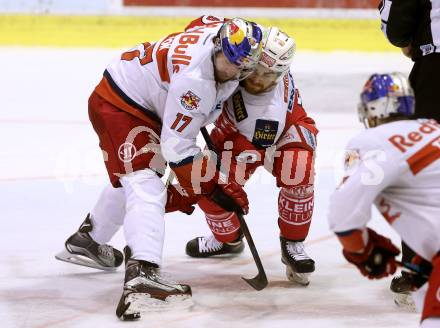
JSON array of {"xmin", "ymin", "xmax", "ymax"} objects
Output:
[
  {"xmin": 198, "ymin": 197, "xmax": 241, "ymax": 243},
  {"xmin": 278, "ymin": 185, "xmax": 314, "ymax": 241}
]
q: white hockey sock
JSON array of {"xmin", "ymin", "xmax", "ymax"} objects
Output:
[
  {"xmin": 89, "ymin": 184, "xmax": 126, "ymax": 244},
  {"xmin": 120, "ymin": 169, "xmax": 166, "ymax": 266}
]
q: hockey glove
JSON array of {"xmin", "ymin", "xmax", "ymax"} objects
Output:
[
  {"xmin": 209, "ymin": 160, "xmax": 249, "ymax": 215},
  {"xmin": 170, "ymin": 154, "xmax": 217, "ymax": 197},
  {"xmin": 171, "ymin": 155, "xmax": 248, "ymax": 214},
  {"xmin": 342, "ymin": 228, "xmax": 400, "ymax": 279},
  {"xmin": 165, "ymin": 184, "xmax": 198, "ymax": 215},
  {"xmin": 210, "ymin": 180, "xmax": 249, "ymax": 215}
]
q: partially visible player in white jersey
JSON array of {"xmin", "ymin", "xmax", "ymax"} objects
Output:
[
  {"xmin": 183, "ymin": 26, "xmax": 319, "ymax": 285},
  {"xmin": 328, "ymin": 73, "xmax": 440, "ymax": 328},
  {"xmin": 55, "ymin": 16, "xmax": 263, "ymax": 320}
]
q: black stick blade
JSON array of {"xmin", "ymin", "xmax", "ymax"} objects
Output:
[{"xmin": 242, "ymin": 273, "xmax": 268, "ymax": 291}]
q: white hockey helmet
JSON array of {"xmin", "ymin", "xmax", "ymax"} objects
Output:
[
  {"xmin": 258, "ymin": 27, "xmax": 296, "ymax": 81},
  {"xmin": 358, "ymin": 72, "xmax": 415, "ymax": 128}
]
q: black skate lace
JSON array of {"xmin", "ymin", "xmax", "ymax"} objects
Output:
[
  {"xmin": 139, "ymin": 266, "xmax": 181, "ymax": 287},
  {"xmin": 98, "ymin": 245, "xmax": 114, "ymax": 259},
  {"xmin": 199, "ymin": 235, "xmax": 223, "ymax": 253},
  {"xmin": 286, "ymin": 241, "xmax": 310, "ymax": 261}
]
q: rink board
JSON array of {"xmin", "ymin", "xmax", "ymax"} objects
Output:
[{"xmin": 0, "ymin": 14, "xmax": 397, "ymax": 52}]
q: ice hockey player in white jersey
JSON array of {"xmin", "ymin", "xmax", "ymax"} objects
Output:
[
  {"xmin": 183, "ymin": 26, "xmax": 318, "ymax": 285},
  {"xmin": 55, "ymin": 17, "xmax": 263, "ymax": 320},
  {"xmin": 328, "ymin": 72, "xmax": 440, "ymax": 328}
]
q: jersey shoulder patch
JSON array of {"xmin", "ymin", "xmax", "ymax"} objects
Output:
[
  {"xmin": 252, "ymin": 119, "xmax": 279, "ymax": 148},
  {"xmin": 344, "ymin": 149, "xmax": 361, "ymax": 172},
  {"xmin": 180, "ymin": 90, "xmax": 201, "ymax": 111},
  {"xmin": 232, "ymin": 90, "xmax": 248, "ymax": 122}
]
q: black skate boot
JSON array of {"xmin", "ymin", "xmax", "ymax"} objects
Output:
[
  {"xmin": 185, "ymin": 234, "xmax": 244, "ymax": 258},
  {"xmin": 390, "ymin": 271, "xmax": 417, "ymax": 311},
  {"xmin": 280, "ymin": 236, "xmax": 315, "ymax": 286},
  {"xmin": 116, "ymin": 246, "xmax": 192, "ymax": 320},
  {"xmin": 55, "ymin": 214, "xmax": 123, "ymax": 271},
  {"xmin": 390, "ymin": 242, "xmax": 432, "ymax": 311}
]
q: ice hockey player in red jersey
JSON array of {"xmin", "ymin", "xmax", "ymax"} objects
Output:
[
  {"xmin": 328, "ymin": 72, "xmax": 440, "ymax": 328},
  {"xmin": 55, "ymin": 17, "xmax": 263, "ymax": 320},
  {"xmin": 184, "ymin": 26, "xmax": 318, "ymax": 286}
]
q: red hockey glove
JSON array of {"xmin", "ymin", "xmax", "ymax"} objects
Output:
[
  {"xmin": 170, "ymin": 154, "xmax": 217, "ymax": 197},
  {"xmin": 165, "ymin": 184, "xmax": 198, "ymax": 215},
  {"xmin": 171, "ymin": 154, "xmax": 248, "ymax": 214},
  {"xmin": 211, "ymin": 178, "xmax": 249, "ymax": 215},
  {"xmin": 342, "ymin": 228, "xmax": 400, "ymax": 279}
]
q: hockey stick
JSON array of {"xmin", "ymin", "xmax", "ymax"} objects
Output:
[
  {"xmin": 165, "ymin": 171, "xmax": 175, "ymax": 187},
  {"xmin": 200, "ymin": 127, "xmax": 268, "ymax": 291},
  {"xmin": 396, "ymin": 260, "xmax": 430, "ymax": 280}
]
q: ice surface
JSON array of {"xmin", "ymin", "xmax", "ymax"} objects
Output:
[{"xmin": 0, "ymin": 48, "xmax": 419, "ymax": 327}]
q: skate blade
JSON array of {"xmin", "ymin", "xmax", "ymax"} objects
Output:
[
  {"xmin": 286, "ymin": 266, "xmax": 311, "ymax": 286},
  {"xmin": 55, "ymin": 250, "xmax": 117, "ymax": 272},
  {"xmin": 392, "ymin": 292, "xmax": 416, "ymax": 312},
  {"xmin": 120, "ymin": 293, "xmax": 193, "ymax": 320}
]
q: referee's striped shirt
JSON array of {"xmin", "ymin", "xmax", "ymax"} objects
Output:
[{"xmin": 380, "ymin": 0, "xmax": 440, "ymax": 58}]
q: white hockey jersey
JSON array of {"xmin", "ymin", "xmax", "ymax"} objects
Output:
[
  {"xmin": 328, "ymin": 119, "xmax": 440, "ymax": 261},
  {"xmin": 95, "ymin": 21, "xmax": 238, "ymax": 164},
  {"xmin": 222, "ymin": 74, "xmax": 289, "ymax": 148},
  {"xmin": 220, "ymin": 70, "xmax": 317, "ymax": 150},
  {"xmin": 182, "ymin": 16, "xmax": 317, "ymax": 151}
]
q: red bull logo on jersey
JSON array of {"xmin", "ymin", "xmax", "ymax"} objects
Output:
[
  {"xmin": 389, "ymin": 119, "xmax": 440, "ymax": 152},
  {"xmin": 180, "ymin": 90, "xmax": 201, "ymax": 111}
]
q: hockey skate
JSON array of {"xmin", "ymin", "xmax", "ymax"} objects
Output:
[
  {"xmin": 280, "ymin": 237, "xmax": 315, "ymax": 286},
  {"xmin": 390, "ymin": 271, "xmax": 417, "ymax": 311},
  {"xmin": 116, "ymin": 247, "xmax": 192, "ymax": 320},
  {"xmin": 55, "ymin": 214, "xmax": 123, "ymax": 271},
  {"xmin": 185, "ymin": 234, "xmax": 244, "ymax": 258}
]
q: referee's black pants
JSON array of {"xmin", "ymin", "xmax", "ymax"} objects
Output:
[{"xmin": 409, "ymin": 54, "xmax": 440, "ymax": 122}]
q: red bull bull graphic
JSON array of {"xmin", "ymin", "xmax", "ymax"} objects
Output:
[{"xmin": 180, "ymin": 90, "xmax": 201, "ymax": 111}]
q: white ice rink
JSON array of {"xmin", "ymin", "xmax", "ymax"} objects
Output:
[{"xmin": 0, "ymin": 48, "xmax": 420, "ymax": 327}]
